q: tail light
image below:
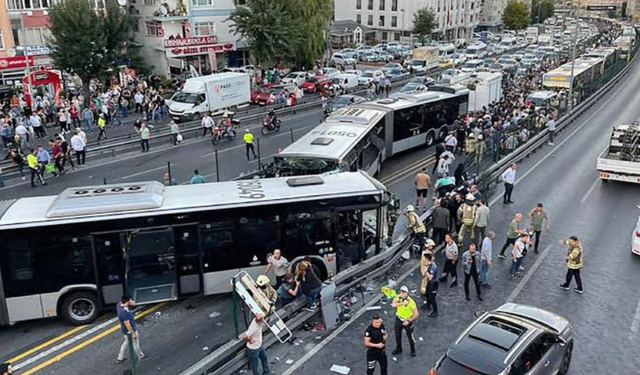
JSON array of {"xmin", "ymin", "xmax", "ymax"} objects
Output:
[
  {"xmin": 635, "ymin": 231, "xmax": 640, "ymax": 238},
  {"xmin": 429, "ymin": 369, "xmax": 437, "ymax": 375}
]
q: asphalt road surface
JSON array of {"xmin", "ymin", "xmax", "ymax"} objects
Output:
[{"xmin": 2, "ymin": 58, "xmax": 640, "ymax": 374}]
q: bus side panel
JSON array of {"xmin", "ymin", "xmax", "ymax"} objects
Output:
[{"xmin": 0, "ymin": 240, "xmax": 8, "ymax": 326}]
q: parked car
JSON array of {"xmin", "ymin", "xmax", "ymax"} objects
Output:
[
  {"xmin": 358, "ymin": 70, "xmax": 385, "ymax": 85},
  {"xmin": 461, "ymin": 59, "xmax": 485, "ymax": 73},
  {"xmin": 300, "ymin": 74, "xmax": 332, "ymax": 93},
  {"xmin": 331, "ymin": 53, "xmax": 356, "ymax": 67},
  {"xmin": 393, "ymin": 82, "xmax": 428, "ymax": 97},
  {"xmin": 430, "ymin": 303, "xmax": 574, "ymax": 375},
  {"xmin": 381, "ymin": 62, "xmax": 403, "ymax": 73},
  {"xmin": 344, "ymin": 69, "xmax": 364, "ymax": 77},
  {"xmin": 451, "ymin": 53, "xmax": 467, "ymax": 66},
  {"xmin": 438, "ymin": 57, "xmax": 455, "ymax": 70},
  {"xmin": 385, "ymin": 68, "xmax": 409, "ymax": 81},
  {"xmin": 323, "ymin": 68, "xmax": 342, "ymax": 79},
  {"xmin": 632, "ymin": 210, "xmax": 640, "ymax": 255},
  {"xmin": 408, "ymin": 76, "xmax": 435, "ymax": 86},
  {"xmin": 281, "ymin": 71, "xmax": 307, "ymax": 86}
]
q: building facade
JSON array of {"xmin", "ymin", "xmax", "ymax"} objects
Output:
[
  {"xmin": 131, "ymin": 0, "xmax": 246, "ymax": 76},
  {"xmin": 477, "ymin": 0, "xmax": 506, "ymax": 32},
  {"xmin": 334, "ymin": 0, "xmax": 481, "ymax": 42},
  {"xmin": 0, "ymin": 0, "xmax": 56, "ymax": 86}
]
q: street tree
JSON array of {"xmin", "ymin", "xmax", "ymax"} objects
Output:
[
  {"xmin": 412, "ymin": 7, "xmax": 437, "ymax": 45},
  {"xmin": 503, "ymin": 1, "xmax": 530, "ymax": 30},
  {"xmin": 531, "ymin": 0, "xmax": 555, "ymax": 23},
  {"xmin": 228, "ymin": 0, "xmax": 331, "ymax": 68},
  {"xmin": 48, "ymin": 0, "xmax": 106, "ymax": 100},
  {"xmin": 102, "ymin": 0, "xmax": 135, "ymax": 65}
]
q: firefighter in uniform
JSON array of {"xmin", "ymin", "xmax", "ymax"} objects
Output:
[
  {"xmin": 457, "ymin": 193, "xmax": 477, "ymax": 244},
  {"xmin": 391, "ymin": 286, "xmax": 419, "ymax": 357},
  {"xmin": 256, "ymin": 275, "xmax": 278, "ymax": 313},
  {"xmin": 364, "ymin": 315, "xmax": 388, "ymax": 375},
  {"xmin": 405, "ymin": 205, "xmax": 427, "ymax": 251}
]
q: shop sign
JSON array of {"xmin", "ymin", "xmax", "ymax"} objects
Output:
[
  {"xmin": 165, "ymin": 42, "xmax": 235, "ymax": 58},
  {"xmin": 26, "ymin": 45, "xmax": 52, "ymax": 56},
  {"xmin": 164, "ymin": 36, "xmax": 219, "ymax": 48},
  {"xmin": 0, "ymin": 56, "xmax": 36, "ymax": 70}
]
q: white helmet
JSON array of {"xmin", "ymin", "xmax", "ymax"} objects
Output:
[
  {"xmin": 256, "ymin": 275, "xmax": 270, "ymax": 287},
  {"xmin": 406, "ymin": 205, "xmax": 415, "ymax": 212},
  {"xmin": 466, "ymin": 193, "xmax": 476, "ymax": 201}
]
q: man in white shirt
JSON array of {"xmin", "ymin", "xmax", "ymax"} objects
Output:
[
  {"xmin": 71, "ymin": 129, "xmax": 87, "ymax": 166},
  {"xmin": 15, "ymin": 122, "xmax": 29, "ymax": 142},
  {"xmin": 501, "ymin": 163, "xmax": 517, "ymax": 204},
  {"xmin": 444, "ymin": 131, "xmax": 458, "ymax": 151},
  {"xmin": 201, "ymin": 113, "xmax": 215, "ymax": 137},
  {"xmin": 546, "ymin": 115, "xmax": 556, "ymax": 145},
  {"xmin": 241, "ymin": 314, "xmax": 270, "ymax": 375},
  {"xmin": 30, "ymin": 113, "xmax": 44, "ymax": 139},
  {"xmin": 134, "ymin": 92, "xmax": 144, "ymax": 113}
]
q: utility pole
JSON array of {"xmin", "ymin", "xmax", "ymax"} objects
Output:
[{"xmin": 568, "ymin": 1, "xmax": 578, "ymax": 110}]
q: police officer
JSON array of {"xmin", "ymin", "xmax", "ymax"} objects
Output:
[
  {"xmin": 391, "ymin": 286, "xmax": 418, "ymax": 357},
  {"xmin": 457, "ymin": 193, "xmax": 477, "ymax": 244},
  {"xmin": 243, "ymin": 129, "xmax": 257, "ymax": 161},
  {"xmin": 405, "ymin": 205, "xmax": 426, "ymax": 252},
  {"xmin": 558, "ymin": 236, "xmax": 584, "ymax": 294},
  {"xmin": 364, "ymin": 316, "xmax": 388, "ymax": 375},
  {"xmin": 422, "ymin": 253, "xmax": 439, "ymax": 318}
]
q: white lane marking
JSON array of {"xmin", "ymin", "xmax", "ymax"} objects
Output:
[
  {"xmin": 200, "ymin": 113, "xmax": 322, "ymax": 158},
  {"xmin": 118, "ymin": 164, "xmax": 174, "ymax": 180},
  {"xmin": 506, "ymin": 244, "xmax": 552, "ymax": 303},
  {"xmin": 629, "ymin": 298, "xmax": 640, "ymax": 340},
  {"xmin": 488, "ymin": 75, "xmax": 633, "ymax": 207},
  {"xmin": 280, "ymin": 263, "xmax": 418, "ymax": 375},
  {"xmin": 579, "ymin": 178, "xmax": 600, "ymax": 204},
  {"xmin": 13, "ymin": 316, "xmax": 119, "ymax": 370},
  {"xmin": 0, "ymin": 108, "xmax": 323, "ymax": 191}
]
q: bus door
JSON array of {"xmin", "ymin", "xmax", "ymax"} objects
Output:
[
  {"xmin": 173, "ymin": 224, "xmax": 202, "ymax": 296},
  {"xmin": 124, "ymin": 228, "xmax": 178, "ymax": 304},
  {"xmin": 93, "ymin": 232, "xmax": 125, "ymax": 305}
]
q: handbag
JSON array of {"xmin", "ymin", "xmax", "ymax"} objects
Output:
[{"xmin": 44, "ymin": 163, "xmax": 56, "ymax": 174}]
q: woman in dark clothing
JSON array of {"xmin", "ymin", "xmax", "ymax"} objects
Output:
[{"xmin": 295, "ymin": 260, "xmax": 322, "ymax": 311}]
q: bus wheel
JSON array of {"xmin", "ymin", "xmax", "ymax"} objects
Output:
[
  {"xmin": 426, "ymin": 132, "xmax": 435, "ymax": 147},
  {"xmin": 61, "ymin": 291, "xmax": 99, "ymax": 326}
]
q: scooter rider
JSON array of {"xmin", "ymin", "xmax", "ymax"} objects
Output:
[
  {"xmin": 222, "ymin": 112, "xmax": 235, "ymax": 137},
  {"xmin": 265, "ymin": 109, "xmax": 278, "ymax": 130}
]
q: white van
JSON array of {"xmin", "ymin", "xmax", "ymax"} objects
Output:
[
  {"xmin": 465, "ymin": 43, "xmax": 487, "ymax": 59},
  {"xmin": 331, "ymin": 74, "xmax": 359, "ymax": 93}
]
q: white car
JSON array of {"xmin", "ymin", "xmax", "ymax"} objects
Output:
[
  {"xmin": 358, "ymin": 70, "xmax": 384, "ymax": 85},
  {"xmin": 344, "ymin": 69, "xmax": 363, "ymax": 77},
  {"xmin": 633, "ymin": 213, "xmax": 640, "ymax": 255},
  {"xmin": 381, "ymin": 62, "xmax": 403, "ymax": 73},
  {"xmin": 281, "ymin": 71, "xmax": 307, "ymax": 86},
  {"xmin": 323, "ymin": 68, "xmax": 342, "ymax": 79},
  {"xmin": 331, "ymin": 53, "xmax": 356, "ymax": 67}
]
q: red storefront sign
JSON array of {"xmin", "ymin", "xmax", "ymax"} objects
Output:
[
  {"xmin": 164, "ymin": 36, "xmax": 219, "ymax": 48},
  {"xmin": 165, "ymin": 42, "xmax": 236, "ymax": 58},
  {"xmin": 0, "ymin": 56, "xmax": 37, "ymax": 71}
]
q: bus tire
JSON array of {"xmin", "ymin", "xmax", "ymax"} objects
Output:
[
  {"xmin": 426, "ymin": 132, "xmax": 435, "ymax": 147},
  {"xmin": 60, "ymin": 291, "xmax": 99, "ymax": 326},
  {"xmin": 439, "ymin": 127, "xmax": 448, "ymax": 140}
]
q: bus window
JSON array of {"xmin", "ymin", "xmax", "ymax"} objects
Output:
[
  {"xmin": 393, "ymin": 106, "xmax": 422, "ymax": 141},
  {"xmin": 200, "ymin": 220, "xmax": 236, "ymax": 272},
  {"xmin": 238, "ymin": 216, "xmax": 281, "ymax": 266},
  {"xmin": 33, "ymin": 234, "xmax": 93, "ymax": 294},
  {"xmin": 282, "ymin": 211, "xmax": 332, "ymax": 258},
  {"xmin": 336, "ymin": 210, "xmax": 364, "ymax": 268},
  {"xmin": 93, "ymin": 232, "xmax": 124, "ymax": 304},
  {"xmin": 0, "ymin": 237, "xmax": 36, "ymax": 298},
  {"xmin": 173, "ymin": 225, "xmax": 201, "ymax": 294}
]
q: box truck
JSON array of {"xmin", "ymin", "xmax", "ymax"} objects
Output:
[{"xmin": 169, "ymin": 72, "xmax": 251, "ymax": 122}]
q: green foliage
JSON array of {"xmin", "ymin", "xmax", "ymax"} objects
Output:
[
  {"xmin": 503, "ymin": 1, "xmax": 530, "ymax": 30},
  {"xmin": 228, "ymin": 0, "xmax": 331, "ymax": 68},
  {"xmin": 102, "ymin": 0, "xmax": 134, "ymax": 63},
  {"xmin": 531, "ymin": 0, "xmax": 554, "ymax": 23},
  {"xmin": 412, "ymin": 7, "xmax": 437, "ymax": 45}
]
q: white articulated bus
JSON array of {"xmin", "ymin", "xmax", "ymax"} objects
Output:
[
  {"xmin": 0, "ymin": 172, "xmax": 394, "ymax": 325},
  {"xmin": 273, "ymin": 86, "xmax": 469, "ymax": 177}
]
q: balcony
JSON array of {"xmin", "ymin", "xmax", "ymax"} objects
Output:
[{"xmin": 149, "ymin": 1, "xmax": 188, "ymax": 20}]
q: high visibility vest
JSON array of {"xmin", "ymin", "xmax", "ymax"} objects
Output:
[
  {"xmin": 395, "ymin": 296, "xmax": 416, "ymax": 320},
  {"xmin": 567, "ymin": 247, "xmax": 583, "ymax": 270},
  {"xmin": 98, "ymin": 118, "xmax": 106, "ymax": 128},
  {"xmin": 243, "ymin": 132, "xmax": 254, "ymax": 144},
  {"xmin": 460, "ymin": 204, "xmax": 476, "ymax": 225},
  {"xmin": 408, "ymin": 212, "xmax": 426, "ymax": 234}
]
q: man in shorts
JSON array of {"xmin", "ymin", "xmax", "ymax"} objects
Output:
[{"xmin": 414, "ymin": 168, "xmax": 432, "ymax": 213}]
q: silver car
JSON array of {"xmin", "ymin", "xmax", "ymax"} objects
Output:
[{"xmin": 430, "ymin": 303, "xmax": 574, "ymax": 375}]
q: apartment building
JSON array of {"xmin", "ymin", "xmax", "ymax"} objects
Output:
[{"xmin": 334, "ymin": 0, "xmax": 481, "ymax": 42}]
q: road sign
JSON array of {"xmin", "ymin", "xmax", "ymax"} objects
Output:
[{"xmin": 586, "ymin": 5, "xmax": 616, "ymax": 11}]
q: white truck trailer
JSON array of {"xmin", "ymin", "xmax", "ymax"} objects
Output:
[{"xmin": 596, "ymin": 123, "xmax": 640, "ymax": 184}]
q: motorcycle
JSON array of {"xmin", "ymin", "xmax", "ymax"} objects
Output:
[
  {"xmin": 261, "ymin": 116, "xmax": 281, "ymax": 135},
  {"xmin": 211, "ymin": 123, "xmax": 237, "ymax": 145}
]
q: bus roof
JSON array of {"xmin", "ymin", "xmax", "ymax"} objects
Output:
[
  {"xmin": 0, "ymin": 172, "xmax": 384, "ymax": 230},
  {"xmin": 358, "ymin": 86, "xmax": 469, "ymax": 111},
  {"xmin": 542, "ymin": 57, "xmax": 602, "ymax": 87},
  {"xmin": 276, "ymin": 108, "xmax": 386, "ymax": 161}
]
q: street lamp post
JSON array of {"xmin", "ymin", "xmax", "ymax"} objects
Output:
[
  {"xmin": 16, "ymin": 46, "xmax": 34, "ymax": 112},
  {"xmin": 568, "ymin": 2, "xmax": 578, "ymax": 110},
  {"xmin": 401, "ymin": 8, "xmax": 405, "ymax": 43}
]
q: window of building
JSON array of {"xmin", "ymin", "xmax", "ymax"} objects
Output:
[
  {"xmin": 367, "ymin": 0, "xmax": 373, "ymax": 10},
  {"xmin": 7, "ymin": 0, "xmax": 62, "ymax": 9},
  {"xmin": 89, "ymin": 0, "xmax": 104, "ymax": 8},
  {"xmin": 194, "ymin": 22, "xmax": 215, "ymax": 36},
  {"xmin": 234, "ymin": 0, "xmax": 246, "ymax": 5},
  {"xmin": 471, "ymin": 2, "xmax": 474, "ymax": 9},
  {"xmin": 0, "ymin": 31, "xmax": 4, "ymax": 50},
  {"xmin": 391, "ymin": 0, "xmax": 397, "ymax": 11},
  {"xmin": 394, "ymin": 32, "xmax": 400, "ymax": 41},
  {"xmin": 356, "ymin": 0, "xmax": 361, "ymax": 9},
  {"xmin": 391, "ymin": 16, "xmax": 397, "ymax": 27},
  {"xmin": 379, "ymin": 0, "xmax": 385, "ymax": 10},
  {"xmin": 146, "ymin": 21, "xmax": 162, "ymax": 36},
  {"xmin": 357, "ymin": 14, "xmax": 362, "ymax": 23},
  {"xmin": 192, "ymin": 0, "xmax": 213, "ymax": 6},
  {"xmin": 382, "ymin": 31, "xmax": 388, "ymax": 40},
  {"xmin": 368, "ymin": 14, "xmax": 373, "ymax": 25},
  {"xmin": 379, "ymin": 15, "xmax": 385, "ymax": 26},
  {"xmin": 143, "ymin": 0, "xmax": 155, "ymax": 5}
]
